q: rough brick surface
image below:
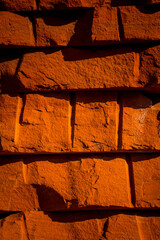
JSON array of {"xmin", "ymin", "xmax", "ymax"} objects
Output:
[
  {"xmin": 0, "ymin": 93, "xmax": 70, "ymax": 153},
  {"xmin": 38, "ymin": 0, "xmax": 111, "ymax": 10},
  {"xmin": 0, "ymin": 12, "xmax": 35, "ymax": 47},
  {"xmin": 119, "ymin": 6, "xmax": 160, "ymax": 41},
  {"xmin": 139, "ymin": 44, "xmax": 160, "ymax": 87},
  {"xmin": 0, "ymin": 212, "xmax": 160, "ymax": 240},
  {"xmin": 73, "ymin": 92, "xmax": 118, "ymax": 151},
  {"xmin": 132, "ymin": 154, "xmax": 160, "ymax": 207},
  {"xmin": 0, "ymin": 154, "xmax": 131, "ymax": 210},
  {"xmin": 0, "ymin": 0, "xmax": 36, "ymax": 10},
  {"xmin": 122, "ymin": 92, "xmax": 160, "ymax": 150},
  {"xmin": 1, "ymin": 48, "xmax": 136, "ymax": 92}
]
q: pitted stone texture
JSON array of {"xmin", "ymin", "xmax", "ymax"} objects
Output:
[
  {"xmin": 0, "ymin": 12, "xmax": 35, "ymax": 47},
  {"xmin": 92, "ymin": 5, "xmax": 119, "ymax": 43},
  {"xmin": 39, "ymin": 0, "xmax": 110, "ymax": 10},
  {"xmin": 0, "ymin": 93, "xmax": 70, "ymax": 153},
  {"xmin": 73, "ymin": 92, "xmax": 118, "ymax": 151},
  {"xmin": 2, "ymin": 212, "xmax": 159, "ymax": 240},
  {"xmin": 0, "ymin": 154, "xmax": 131, "ymax": 211},
  {"xmin": 131, "ymin": 154, "xmax": 160, "ymax": 208},
  {"xmin": 122, "ymin": 93, "xmax": 160, "ymax": 150},
  {"xmin": 15, "ymin": 48, "xmax": 136, "ymax": 91},
  {"xmin": 0, "ymin": 94, "xmax": 18, "ymax": 152},
  {"xmin": 36, "ymin": 6, "xmax": 119, "ymax": 46},
  {"xmin": 119, "ymin": 6, "xmax": 160, "ymax": 41},
  {"xmin": 0, "ymin": 0, "xmax": 36, "ymax": 10},
  {"xmin": 137, "ymin": 215, "xmax": 160, "ymax": 240},
  {"xmin": 139, "ymin": 45, "xmax": 160, "ymax": 87}
]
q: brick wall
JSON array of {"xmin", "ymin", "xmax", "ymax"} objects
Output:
[{"xmin": 0, "ymin": 0, "xmax": 160, "ymax": 239}]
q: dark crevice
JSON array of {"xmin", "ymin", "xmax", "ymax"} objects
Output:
[
  {"xmin": 35, "ymin": 0, "xmax": 40, "ymax": 10},
  {"xmin": 117, "ymin": 8, "xmax": 125, "ymax": 41},
  {"xmin": 102, "ymin": 218, "xmax": 109, "ymax": 239},
  {"xmin": 28, "ymin": 15, "xmax": 37, "ymax": 45},
  {"xmin": 70, "ymin": 92, "xmax": 76, "ymax": 148},
  {"xmin": 117, "ymin": 93, "xmax": 123, "ymax": 150},
  {"xmin": 126, "ymin": 154, "xmax": 136, "ymax": 207},
  {"xmin": 19, "ymin": 94, "xmax": 27, "ymax": 125}
]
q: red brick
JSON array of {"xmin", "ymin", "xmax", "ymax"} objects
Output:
[
  {"xmin": 0, "ymin": 93, "xmax": 70, "ymax": 153},
  {"xmin": 0, "ymin": 0, "xmax": 36, "ymax": 10},
  {"xmin": 0, "ymin": 154, "xmax": 131, "ymax": 210},
  {"xmin": 15, "ymin": 48, "xmax": 136, "ymax": 91},
  {"xmin": 131, "ymin": 154, "xmax": 160, "ymax": 207},
  {"xmin": 0, "ymin": 12, "xmax": 35, "ymax": 47},
  {"xmin": 122, "ymin": 93, "xmax": 160, "ymax": 150},
  {"xmin": 119, "ymin": 6, "xmax": 160, "ymax": 41},
  {"xmin": 73, "ymin": 92, "xmax": 118, "ymax": 151}
]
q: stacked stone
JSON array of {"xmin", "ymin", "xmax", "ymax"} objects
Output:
[{"xmin": 0, "ymin": 0, "xmax": 160, "ymax": 239}]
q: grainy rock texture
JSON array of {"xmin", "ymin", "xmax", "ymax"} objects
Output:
[
  {"xmin": 0, "ymin": 212, "xmax": 160, "ymax": 240},
  {"xmin": 131, "ymin": 154, "xmax": 160, "ymax": 207},
  {"xmin": 73, "ymin": 92, "xmax": 118, "ymax": 151},
  {"xmin": 0, "ymin": 12, "xmax": 35, "ymax": 47},
  {"xmin": 122, "ymin": 93, "xmax": 160, "ymax": 150},
  {"xmin": 0, "ymin": 0, "xmax": 36, "ymax": 10},
  {"xmin": 0, "ymin": 154, "xmax": 131, "ymax": 211},
  {"xmin": 0, "ymin": 0, "xmax": 160, "ymax": 238}
]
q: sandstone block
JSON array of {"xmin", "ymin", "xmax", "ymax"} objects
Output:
[
  {"xmin": 36, "ymin": 6, "xmax": 119, "ymax": 46},
  {"xmin": 0, "ymin": 0, "xmax": 36, "ymax": 10},
  {"xmin": 73, "ymin": 92, "xmax": 118, "ymax": 151},
  {"xmin": 15, "ymin": 48, "xmax": 136, "ymax": 91},
  {"xmin": 131, "ymin": 154, "xmax": 160, "ymax": 207},
  {"xmin": 0, "ymin": 154, "xmax": 131, "ymax": 210},
  {"xmin": 139, "ymin": 45, "xmax": 160, "ymax": 87},
  {"xmin": 0, "ymin": 12, "xmax": 35, "ymax": 47},
  {"xmin": 119, "ymin": 6, "xmax": 160, "ymax": 41},
  {"xmin": 122, "ymin": 93, "xmax": 160, "ymax": 150},
  {"xmin": 0, "ymin": 93, "xmax": 70, "ymax": 153},
  {"xmin": 39, "ymin": 0, "xmax": 110, "ymax": 10},
  {"xmin": 92, "ymin": 5, "xmax": 120, "ymax": 44},
  {"xmin": 2, "ymin": 212, "xmax": 159, "ymax": 240},
  {"xmin": 36, "ymin": 14, "xmax": 77, "ymax": 46}
]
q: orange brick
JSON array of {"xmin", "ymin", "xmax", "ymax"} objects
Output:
[
  {"xmin": 119, "ymin": 6, "xmax": 160, "ymax": 41},
  {"xmin": 39, "ymin": 0, "xmax": 111, "ymax": 10},
  {"xmin": 0, "ymin": 93, "xmax": 70, "ymax": 153},
  {"xmin": 0, "ymin": 12, "xmax": 35, "ymax": 47},
  {"xmin": 139, "ymin": 45, "xmax": 160, "ymax": 87},
  {"xmin": 122, "ymin": 93, "xmax": 160, "ymax": 150},
  {"xmin": 74, "ymin": 92, "xmax": 118, "ymax": 151},
  {"xmin": 0, "ymin": 94, "xmax": 18, "ymax": 152},
  {"xmin": 131, "ymin": 154, "xmax": 160, "ymax": 207},
  {"xmin": 0, "ymin": 0, "xmax": 36, "ymax": 10},
  {"xmin": 0, "ymin": 154, "xmax": 131, "ymax": 210},
  {"xmin": 15, "ymin": 48, "xmax": 136, "ymax": 91}
]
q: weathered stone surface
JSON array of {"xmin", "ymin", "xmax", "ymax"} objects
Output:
[
  {"xmin": 39, "ymin": 0, "xmax": 110, "ymax": 10},
  {"xmin": 0, "ymin": 212, "xmax": 144, "ymax": 240},
  {"xmin": 0, "ymin": 12, "xmax": 35, "ymax": 47},
  {"xmin": 0, "ymin": 94, "xmax": 18, "ymax": 152},
  {"xmin": 122, "ymin": 93, "xmax": 160, "ymax": 150},
  {"xmin": 2, "ymin": 212, "xmax": 159, "ymax": 240},
  {"xmin": 0, "ymin": 0, "xmax": 36, "ymax": 10},
  {"xmin": 92, "ymin": 5, "xmax": 119, "ymax": 43},
  {"xmin": 137, "ymin": 215, "xmax": 160, "ymax": 240},
  {"xmin": 0, "ymin": 154, "xmax": 131, "ymax": 210},
  {"xmin": 35, "ymin": 13, "xmax": 77, "ymax": 46},
  {"xmin": 139, "ymin": 45, "xmax": 160, "ymax": 87},
  {"xmin": 119, "ymin": 6, "xmax": 160, "ymax": 41},
  {"xmin": 15, "ymin": 48, "xmax": 136, "ymax": 91},
  {"xmin": 0, "ymin": 93, "xmax": 70, "ymax": 153},
  {"xmin": 36, "ymin": 6, "xmax": 119, "ymax": 46},
  {"xmin": 73, "ymin": 92, "xmax": 118, "ymax": 151},
  {"xmin": 131, "ymin": 154, "xmax": 160, "ymax": 207}
]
